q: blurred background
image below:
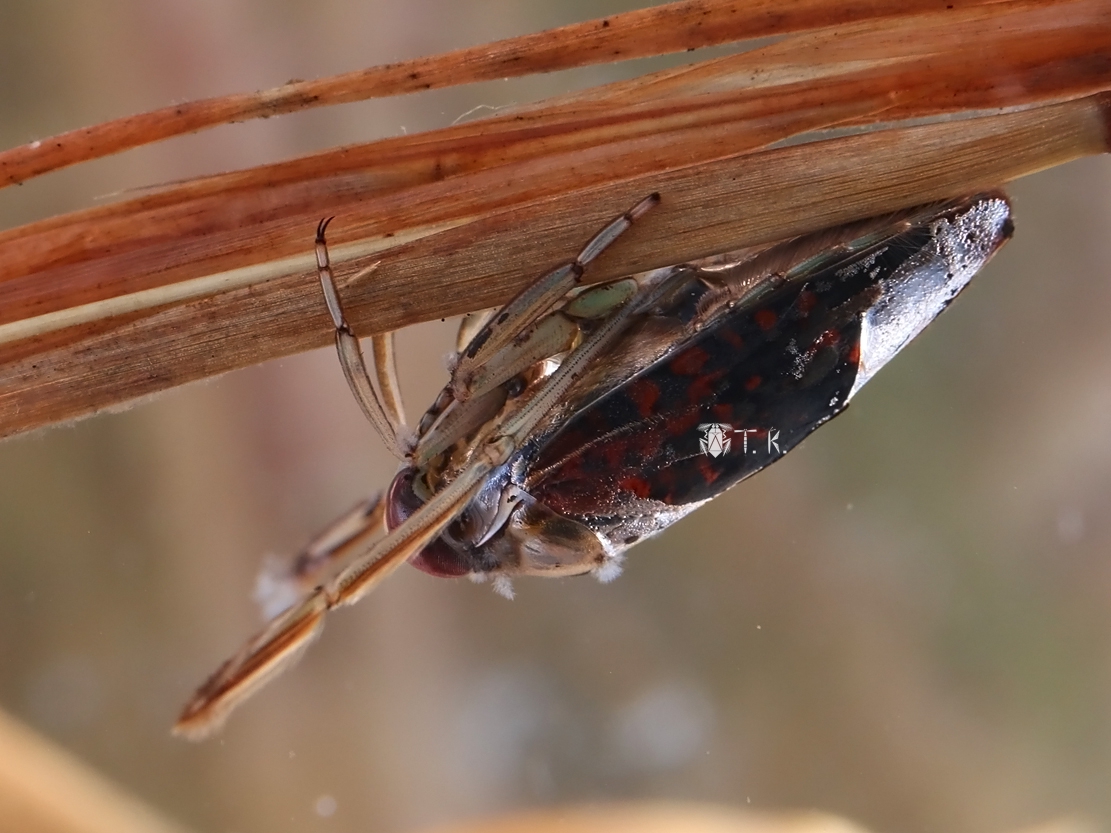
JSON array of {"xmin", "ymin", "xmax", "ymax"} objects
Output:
[{"xmin": 1, "ymin": 1, "xmax": 1109, "ymax": 832}]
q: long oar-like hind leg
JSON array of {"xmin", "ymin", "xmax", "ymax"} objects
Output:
[
  {"xmin": 315, "ymin": 219, "xmax": 407, "ymax": 457},
  {"xmin": 173, "ymin": 450, "xmax": 496, "ymax": 740},
  {"xmin": 253, "ymin": 496, "xmax": 389, "ymax": 620}
]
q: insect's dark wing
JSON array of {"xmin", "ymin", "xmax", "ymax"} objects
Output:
[{"xmin": 523, "ymin": 194, "xmax": 1013, "ymax": 532}]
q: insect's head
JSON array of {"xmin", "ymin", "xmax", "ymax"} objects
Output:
[
  {"xmin": 386, "ymin": 467, "xmax": 472, "ymax": 577},
  {"xmin": 386, "ymin": 465, "xmax": 618, "ymax": 584}
]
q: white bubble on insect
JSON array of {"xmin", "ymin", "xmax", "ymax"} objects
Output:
[{"xmin": 314, "ymin": 795, "xmax": 337, "ymax": 817}]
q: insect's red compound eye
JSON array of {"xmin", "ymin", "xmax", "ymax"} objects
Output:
[
  {"xmin": 407, "ymin": 544, "xmax": 473, "ymax": 578},
  {"xmin": 385, "ymin": 468, "xmax": 471, "ymax": 577}
]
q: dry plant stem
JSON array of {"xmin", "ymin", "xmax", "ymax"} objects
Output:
[
  {"xmin": 0, "ymin": 0, "xmax": 1105, "ymax": 437},
  {"xmin": 0, "ymin": 98, "xmax": 1106, "ymax": 439},
  {"xmin": 0, "ymin": 0, "xmax": 1006, "ymax": 186},
  {"xmin": 529, "ymin": 0, "xmax": 1108, "ymax": 109},
  {"xmin": 0, "ymin": 0, "xmax": 1104, "ymax": 320},
  {"xmin": 0, "ymin": 709, "xmax": 195, "ymax": 833}
]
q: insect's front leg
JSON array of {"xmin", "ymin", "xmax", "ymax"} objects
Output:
[
  {"xmin": 315, "ymin": 218, "xmax": 408, "ymax": 458},
  {"xmin": 249, "ymin": 224, "xmax": 417, "ymax": 625}
]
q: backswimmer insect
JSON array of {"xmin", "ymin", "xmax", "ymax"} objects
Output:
[{"xmin": 174, "ymin": 192, "xmax": 1013, "ymax": 738}]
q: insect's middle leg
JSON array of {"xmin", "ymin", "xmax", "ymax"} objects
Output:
[
  {"xmin": 411, "ymin": 195, "xmax": 660, "ymax": 465},
  {"xmin": 449, "ymin": 193, "xmax": 659, "ymax": 399}
]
